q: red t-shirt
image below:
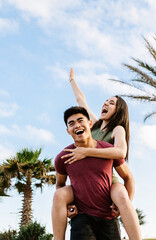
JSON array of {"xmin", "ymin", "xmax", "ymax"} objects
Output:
[{"xmin": 55, "ymin": 140, "xmax": 125, "ymax": 219}]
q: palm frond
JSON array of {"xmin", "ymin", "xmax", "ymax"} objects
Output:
[
  {"xmin": 16, "ymin": 148, "xmax": 42, "ymax": 164},
  {"xmin": 143, "ymin": 36, "xmax": 156, "ymax": 61},
  {"xmin": 121, "ymin": 94, "xmax": 156, "ymax": 102},
  {"xmin": 112, "ymin": 35, "xmax": 156, "ymax": 122},
  {"xmin": 123, "ymin": 63, "xmax": 156, "ymax": 88},
  {"xmin": 15, "ymin": 182, "xmax": 25, "ymax": 194},
  {"xmin": 132, "ymin": 58, "xmax": 156, "ymax": 78},
  {"xmin": 110, "ymin": 78, "xmax": 155, "ymax": 99},
  {"xmin": 144, "ymin": 112, "xmax": 156, "ymax": 122},
  {"xmin": 110, "ymin": 78, "xmax": 145, "ymax": 92}
]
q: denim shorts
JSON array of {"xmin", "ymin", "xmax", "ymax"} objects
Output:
[{"xmin": 70, "ymin": 214, "xmax": 121, "ymax": 240}]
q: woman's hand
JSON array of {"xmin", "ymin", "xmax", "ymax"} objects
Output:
[
  {"xmin": 61, "ymin": 147, "xmax": 88, "ymax": 164},
  {"xmin": 69, "ymin": 68, "xmax": 74, "ymax": 81},
  {"xmin": 67, "ymin": 205, "xmax": 78, "ymax": 219},
  {"xmin": 110, "ymin": 203, "xmax": 120, "ymax": 217}
]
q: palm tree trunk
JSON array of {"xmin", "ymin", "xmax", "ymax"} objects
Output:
[{"xmin": 20, "ymin": 171, "xmax": 32, "ymax": 227}]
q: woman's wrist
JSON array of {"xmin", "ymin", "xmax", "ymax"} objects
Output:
[{"xmin": 70, "ymin": 78, "xmax": 74, "ymax": 82}]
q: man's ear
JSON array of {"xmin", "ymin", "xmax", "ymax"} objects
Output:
[{"xmin": 66, "ymin": 128, "xmax": 71, "ymax": 135}]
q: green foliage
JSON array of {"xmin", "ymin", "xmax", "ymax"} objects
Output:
[
  {"xmin": 119, "ymin": 208, "xmax": 146, "ymax": 227},
  {"xmin": 0, "ymin": 148, "xmax": 56, "ymax": 226},
  {"xmin": 136, "ymin": 208, "xmax": 146, "ymax": 225},
  {"xmin": 0, "ymin": 222, "xmax": 53, "ymax": 240},
  {"xmin": 16, "ymin": 221, "xmax": 53, "ymax": 240},
  {"xmin": 0, "ymin": 229, "xmax": 17, "ymax": 240}
]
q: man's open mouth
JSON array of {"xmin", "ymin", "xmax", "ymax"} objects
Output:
[{"xmin": 75, "ymin": 129, "xmax": 84, "ymax": 135}]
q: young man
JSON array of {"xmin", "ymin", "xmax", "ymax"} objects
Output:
[{"xmin": 53, "ymin": 106, "xmax": 135, "ymax": 240}]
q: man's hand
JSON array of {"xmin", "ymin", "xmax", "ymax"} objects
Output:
[
  {"xmin": 110, "ymin": 203, "xmax": 120, "ymax": 217},
  {"xmin": 67, "ymin": 205, "xmax": 78, "ymax": 219}
]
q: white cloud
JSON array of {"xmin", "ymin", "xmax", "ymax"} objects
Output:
[
  {"xmin": 0, "ymin": 102, "xmax": 19, "ymax": 117},
  {"xmin": 5, "ymin": 0, "xmax": 156, "ymax": 67},
  {"xmin": 0, "ymin": 89, "xmax": 10, "ymax": 97},
  {"xmin": 0, "ymin": 125, "xmax": 10, "ymax": 134},
  {"xmin": 24, "ymin": 125, "xmax": 54, "ymax": 143},
  {"xmin": 48, "ymin": 62, "xmax": 146, "ymax": 96},
  {"xmin": 74, "ymin": 60, "xmax": 108, "ymax": 72},
  {"xmin": 7, "ymin": 0, "xmax": 81, "ymax": 25},
  {"xmin": 0, "ymin": 144, "xmax": 14, "ymax": 162},
  {"xmin": 0, "ymin": 124, "xmax": 55, "ymax": 144},
  {"xmin": 131, "ymin": 122, "xmax": 156, "ymax": 151},
  {"xmin": 38, "ymin": 112, "xmax": 51, "ymax": 125},
  {"xmin": 7, "ymin": 0, "xmax": 52, "ymax": 21},
  {"xmin": 0, "ymin": 18, "xmax": 18, "ymax": 33},
  {"xmin": 146, "ymin": 0, "xmax": 156, "ymax": 11},
  {"xmin": 47, "ymin": 64, "xmax": 69, "ymax": 85}
]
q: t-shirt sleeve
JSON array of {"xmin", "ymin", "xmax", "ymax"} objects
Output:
[
  {"xmin": 113, "ymin": 158, "xmax": 125, "ymax": 167},
  {"xmin": 55, "ymin": 152, "xmax": 67, "ymax": 175}
]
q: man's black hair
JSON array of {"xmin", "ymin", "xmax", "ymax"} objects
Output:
[{"xmin": 64, "ymin": 106, "xmax": 90, "ymax": 126}]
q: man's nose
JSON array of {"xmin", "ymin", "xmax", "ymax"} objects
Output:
[{"xmin": 74, "ymin": 122, "xmax": 81, "ymax": 128}]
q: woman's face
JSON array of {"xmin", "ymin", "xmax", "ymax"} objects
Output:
[{"xmin": 100, "ymin": 97, "xmax": 117, "ymax": 122}]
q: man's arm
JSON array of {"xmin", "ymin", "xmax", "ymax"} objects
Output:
[
  {"xmin": 115, "ymin": 162, "xmax": 135, "ymax": 200},
  {"xmin": 56, "ymin": 172, "xmax": 67, "ymax": 189}
]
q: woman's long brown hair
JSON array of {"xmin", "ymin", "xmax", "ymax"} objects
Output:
[{"xmin": 92, "ymin": 96, "xmax": 130, "ymax": 161}]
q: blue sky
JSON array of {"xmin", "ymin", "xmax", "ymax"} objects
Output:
[{"xmin": 0, "ymin": 0, "xmax": 156, "ymax": 238}]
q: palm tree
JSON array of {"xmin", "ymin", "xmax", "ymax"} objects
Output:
[
  {"xmin": 0, "ymin": 148, "xmax": 56, "ymax": 227},
  {"xmin": 136, "ymin": 208, "xmax": 146, "ymax": 226},
  {"xmin": 111, "ymin": 35, "xmax": 156, "ymax": 121},
  {"xmin": 119, "ymin": 208, "xmax": 146, "ymax": 227},
  {"xmin": 0, "ymin": 166, "xmax": 10, "ymax": 198}
]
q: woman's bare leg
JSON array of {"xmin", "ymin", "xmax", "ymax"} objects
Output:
[
  {"xmin": 52, "ymin": 185, "xmax": 74, "ymax": 240},
  {"xmin": 111, "ymin": 183, "xmax": 142, "ymax": 240}
]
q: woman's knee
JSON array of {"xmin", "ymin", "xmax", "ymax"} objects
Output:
[
  {"xmin": 53, "ymin": 186, "xmax": 74, "ymax": 205},
  {"xmin": 111, "ymin": 183, "xmax": 130, "ymax": 207}
]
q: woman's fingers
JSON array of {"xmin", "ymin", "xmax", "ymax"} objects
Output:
[
  {"xmin": 64, "ymin": 156, "xmax": 76, "ymax": 164},
  {"xmin": 67, "ymin": 205, "xmax": 78, "ymax": 219}
]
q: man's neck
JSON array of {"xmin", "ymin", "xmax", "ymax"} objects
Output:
[{"xmin": 74, "ymin": 138, "xmax": 97, "ymax": 148}]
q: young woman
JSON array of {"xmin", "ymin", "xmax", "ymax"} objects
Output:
[{"xmin": 52, "ymin": 69, "xmax": 141, "ymax": 240}]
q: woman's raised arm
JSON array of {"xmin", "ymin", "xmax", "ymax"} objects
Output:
[{"xmin": 69, "ymin": 68, "xmax": 97, "ymax": 124}]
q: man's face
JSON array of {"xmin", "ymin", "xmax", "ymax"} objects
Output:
[{"xmin": 66, "ymin": 113, "xmax": 92, "ymax": 143}]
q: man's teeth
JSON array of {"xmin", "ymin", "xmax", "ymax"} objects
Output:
[{"xmin": 75, "ymin": 130, "xmax": 84, "ymax": 135}]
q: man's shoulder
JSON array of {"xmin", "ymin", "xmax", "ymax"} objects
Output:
[
  {"xmin": 96, "ymin": 140, "xmax": 113, "ymax": 148},
  {"xmin": 55, "ymin": 143, "xmax": 75, "ymax": 159}
]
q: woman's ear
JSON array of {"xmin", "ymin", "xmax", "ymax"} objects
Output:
[{"xmin": 89, "ymin": 120, "xmax": 93, "ymax": 129}]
